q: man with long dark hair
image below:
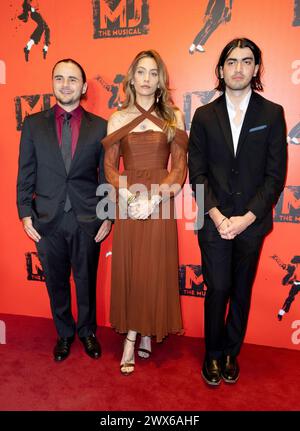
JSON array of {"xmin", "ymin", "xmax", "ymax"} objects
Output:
[{"xmin": 189, "ymin": 38, "xmax": 287, "ymax": 386}]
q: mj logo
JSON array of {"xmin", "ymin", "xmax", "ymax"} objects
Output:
[
  {"xmin": 25, "ymin": 252, "xmax": 45, "ymax": 282},
  {"xmin": 183, "ymin": 90, "xmax": 218, "ymax": 131},
  {"xmin": 94, "ymin": 73, "xmax": 125, "ymax": 109},
  {"xmin": 274, "ymin": 186, "xmax": 300, "ymax": 223},
  {"xmin": 179, "ymin": 264, "xmax": 206, "ymax": 297},
  {"xmin": 14, "ymin": 93, "xmax": 55, "ymax": 131},
  {"xmin": 92, "ymin": 0, "xmax": 149, "ymax": 39}
]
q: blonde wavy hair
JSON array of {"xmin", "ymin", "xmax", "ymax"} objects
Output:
[{"xmin": 122, "ymin": 49, "xmax": 178, "ymax": 141}]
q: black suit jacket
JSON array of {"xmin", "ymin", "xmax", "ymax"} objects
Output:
[
  {"xmin": 17, "ymin": 106, "xmax": 107, "ymax": 236},
  {"xmin": 188, "ymin": 92, "xmax": 287, "ymax": 239}
]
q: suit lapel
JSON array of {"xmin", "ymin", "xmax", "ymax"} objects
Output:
[
  {"xmin": 214, "ymin": 95, "xmax": 234, "ymax": 156},
  {"xmin": 69, "ymin": 109, "xmax": 92, "ymax": 173},
  {"xmin": 236, "ymin": 92, "xmax": 261, "ymax": 157},
  {"xmin": 44, "ymin": 108, "xmax": 67, "ymax": 174}
]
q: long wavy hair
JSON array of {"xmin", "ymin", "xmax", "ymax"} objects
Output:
[
  {"xmin": 215, "ymin": 38, "xmax": 264, "ymax": 92},
  {"xmin": 122, "ymin": 49, "xmax": 177, "ymax": 141}
]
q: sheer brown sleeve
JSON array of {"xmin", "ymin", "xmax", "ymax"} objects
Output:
[
  {"xmin": 102, "ymin": 133, "xmax": 121, "ymax": 189},
  {"xmin": 159, "ymin": 128, "xmax": 188, "ymax": 196}
]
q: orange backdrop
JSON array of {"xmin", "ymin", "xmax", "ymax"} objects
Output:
[{"xmin": 0, "ymin": 0, "xmax": 299, "ymax": 350}]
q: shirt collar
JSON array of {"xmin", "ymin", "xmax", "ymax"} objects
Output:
[
  {"xmin": 54, "ymin": 104, "xmax": 83, "ymax": 120},
  {"xmin": 225, "ymin": 90, "xmax": 252, "ymax": 112}
]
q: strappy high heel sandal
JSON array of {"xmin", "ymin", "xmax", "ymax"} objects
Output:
[
  {"xmin": 120, "ymin": 337, "xmax": 135, "ymax": 376},
  {"xmin": 137, "ymin": 336, "xmax": 151, "ymax": 359}
]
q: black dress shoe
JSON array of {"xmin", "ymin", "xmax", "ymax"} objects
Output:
[
  {"xmin": 53, "ymin": 336, "xmax": 74, "ymax": 362},
  {"xmin": 201, "ymin": 358, "xmax": 222, "ymax": 386},
  {"xmin": 80, "ymin": 334, "xmax": 101, "ymax": 359},
  {"xmin": 221, "ymin": 355, "xmax": 240, "ymax": 383}
]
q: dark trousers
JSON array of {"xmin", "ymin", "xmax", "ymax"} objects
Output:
[
  {"xmin": 36, "ymin": 211, "xmax": 100, "ymax": 338},
  {"xmin": 193, "ymin": 15, "xmax": 223, "ymax": 46},
  {"xmin": 199, "ymin": 231, "xmax": 264, "ymax": 359},
  {"xmin": 31, "ymin": 11, "xmax": 50, "ymax": 45},
  {"xmin": 282, "ymin": 282, "xmax": 300, "ymax": 312},
  {"xmin": 193, "ymin": 0, "xmax": 227, "ymax": 46},
  {"xmin": 294, "ymin": 0, "xmax": 300, "ymax": 26}
]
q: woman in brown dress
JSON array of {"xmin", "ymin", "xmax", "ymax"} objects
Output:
[{"xmin": 102, "ymin": 49, "xmax": 188, "ymax": 375}]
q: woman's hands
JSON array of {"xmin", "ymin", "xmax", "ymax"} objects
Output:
[{"xmin": 128, "ymin": 194, "xmax": 161, "ymax": 220}]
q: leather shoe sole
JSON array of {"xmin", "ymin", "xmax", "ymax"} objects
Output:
[
  {"xmin": 222, "ymin": 374, "xmax": 239, "ymax": 384},
  {"xmin": 201, "ymin": 369, "xmax": 221, "ymax": 386}
]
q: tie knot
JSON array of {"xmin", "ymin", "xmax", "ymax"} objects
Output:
[{"xmin": 63, "ymin": 113, "xmax": 72, "ymax": 122}]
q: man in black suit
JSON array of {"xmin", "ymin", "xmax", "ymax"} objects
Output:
[
  {"xmin": 17, "ymin": 59, "xmax": 111, "ymax": 362},
  {"xmin": 188, "ymin": 38, "xmax": 287, "ymax": 385}
]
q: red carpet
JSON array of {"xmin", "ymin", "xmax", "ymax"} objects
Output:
[{"xmin": 0, "ymin": 313, "xmax": 300, "ymax": 411}]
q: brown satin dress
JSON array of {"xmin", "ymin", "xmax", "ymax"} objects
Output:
[{"xmin": 102, "ymin": 104, "xmax": 188, "ymax": 342}]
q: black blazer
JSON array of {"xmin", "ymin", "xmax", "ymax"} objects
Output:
[
  {"xmin": 17, "ymin": 106, "xmax": 107, "ymax": 236},
  {"xmin": 188, "ymin": 92, "xmax": 287, "ymax": 238}
]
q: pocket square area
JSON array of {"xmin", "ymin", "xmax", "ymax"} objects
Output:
[{"xmin": 249, "ymin": 125, "xmax": 267, "ymax": 132}]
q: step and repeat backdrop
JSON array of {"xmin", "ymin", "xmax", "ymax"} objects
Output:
[{"xmin": 0, "ymin": 0, "xmax": 299, "ymax": 349}]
